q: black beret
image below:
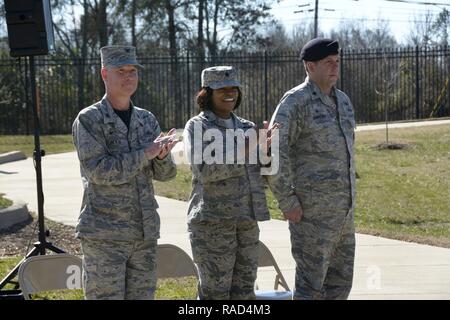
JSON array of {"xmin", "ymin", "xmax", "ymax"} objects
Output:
[{"xmin": 300, "ymin": 38, "xmax": 340, "ymax": 61}]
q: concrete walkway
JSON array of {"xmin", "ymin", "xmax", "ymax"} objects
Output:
[
  {"xmin": 355, "ymin": 118, "xmax": 450, "ymax": 131},
  {"xmin": 1, "ymin": 119, "xmax": 450, "ymax": 299}
]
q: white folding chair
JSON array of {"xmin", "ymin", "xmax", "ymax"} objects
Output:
[
  {"xmin": 255, "ymin": 241, "xmax": 292, "ymax": 300},
  {"xmin": 18, "ymin": 253, "xmax": 82, "ymax": 300},
  {"xmin": 156, "ymin": 244, "xmax": 199, "ymax": 299},
  {"xmin": 156, "ymin": 244, "xmax": 198, "ymax": 279}
]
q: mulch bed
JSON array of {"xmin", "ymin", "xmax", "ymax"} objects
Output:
[
  {"xmin": 0, "ymin": 214, "xmax": 81, "ymax": 257},
  {"xmin": 375, "ymin": 142, "xmax": 411, "ymax": 150}
]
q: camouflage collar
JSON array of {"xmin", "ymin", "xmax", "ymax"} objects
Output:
[
  {"xmin": 305, "ymin": 77, "xmax": 326, "ymax": 100},
  {"xmin": 202, "ymin": 110, "xmax": 253, "ymax": 129},
  {"xmin": 305, "ymin": 77, "xmax": 337, "ymax": 108}
]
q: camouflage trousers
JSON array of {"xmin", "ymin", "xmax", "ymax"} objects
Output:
[
  {"xmin": 189, "ymin": 219, "xmax": 260, "ymax": 300},
  {"xmin": 289, "ymin": 207, "xmax": 355, "ymax": 300},
  {"xmin": 80, "ymin": 238, "xmax": 157, "ymax": 300}
]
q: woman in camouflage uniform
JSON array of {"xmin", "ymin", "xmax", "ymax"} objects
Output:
[{"xmin": 183, "ymin": 66, "xmax": 276, "ymax": 300}]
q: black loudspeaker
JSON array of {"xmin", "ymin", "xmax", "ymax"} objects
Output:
[{"xmin": 4, "ymin": 0, "xmax": 55, "ymax": 57}]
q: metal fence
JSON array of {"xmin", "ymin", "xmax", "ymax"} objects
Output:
[{"xmin": 0, "ymin": 46, "xmax": 449, "ymax": 134}]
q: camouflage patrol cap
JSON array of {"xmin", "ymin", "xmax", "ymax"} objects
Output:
[
  {"xmin": 201, "ymin": 66, "xmax": 241, "ymax": 89},
  {"xmin": 100, "ymin": 45, "xmax": 144, "ymax": 69}
]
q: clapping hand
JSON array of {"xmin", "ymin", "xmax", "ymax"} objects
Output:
[
  {"xmin": 238, "ymin": 121, "xmax": 281, "ymax": 161},
  {"xmin": 144, "ymin": 128, "xmax": 179, "ymax": 160},
  {"xmin": 156, "ymin": 128, "xmax": 179, "ymax": 159},
  {"xmin": 259, "ymin": 121, "xmax": 280, "ymax": 155},
  {"xmin": 283, "ymin": 205, "xmax": 303, "ymax": 223}
]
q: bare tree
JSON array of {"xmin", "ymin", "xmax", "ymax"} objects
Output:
[
  {"xmin": 254, "ymin": 22, "xmax": 292, "ymax": 52},
  {"xmin": 365, "ymin": 20, "xmax": 397, "ymax": 48},
  {"xmin": 163, "ymin": 0, "xmax": 194, "ymax": 126},
  {"xmin": 114, "ymin": 0, "xmax": 166, "ymax": 53},
  {"xmin": 375, "ymin": 52, "xmax": 408, "ymax": 144},
  {"xmin": 0, "ymin": 3, "xmax": 6, "ymax": 39},
  {"xmin": 330, "ymin": 21, "xmax": 370, "ymax": 49},
  {"xmin": 92, "ymin": 0, "xmax": 108, "ymax": 47},
  {"xmin": 291, "ymin": 22, "xmax": 316, "ymax": 49},
  {"xmin": 329, "ymin": 19, "xmax": 397, "ymax": 49},
  {"xmin": 431, "ymin": 8, "xmax": 449, "ymax": 46},
  {"xmin": 406, "ymin": 11, "xmax": 436, "ymax": 46},
  {"xmin": 204, "ymin": 0, "xmax": 221, "ymax": 58},
  {"xmin": 51, "ymin": 0, "xmax": 92, "ymax": 110},
  {"xmin": 203, "ymin": 0, "xmax": 277, "ymax": 56},
  {"xmin": 197, "ymin": 0, "xmax": 206, "ymax": 60}
]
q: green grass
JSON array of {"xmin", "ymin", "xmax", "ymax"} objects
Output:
[
  {"xmin": 265, "ymin": 188, "xmax": 284, "ymax": 220},
  {"xmin": 0, "ymin": 135, "xmax": 74, "ymax": 157},
  {"xmin": 0, "ymin": 193, "xmax": 13, "ymax": 209},
  {"xmin": 0, "ymin": 257, "xmax": 197, "ymax": 300},
  {"xmin": 354, "ymin": 124, "xmax": 450, "ymax": 247},
  {"xmin": 156, "ymin": 276, "xmax": 197, "ymax": 300},
  {"xmin": 153, "ymin": 164, "xmax": 193, "ymax": 201},
  {"xmin": 0, "ymin": 256, "xmax": 22, "ymax": 291}
]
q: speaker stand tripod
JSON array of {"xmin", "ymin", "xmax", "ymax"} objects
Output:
[{"xmin": 0, "ymin": 56, "xmax": 65, "ymax": 299}]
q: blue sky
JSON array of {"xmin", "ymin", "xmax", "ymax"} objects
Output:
[{"xmin": 270, "ymin": 0, "xmax": 449, "ymax": 44}]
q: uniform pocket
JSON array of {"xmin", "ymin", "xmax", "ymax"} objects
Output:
[
  {"xmin": 311, "ymin": 113, "xmax": 335, "ymax": 129},
  {"xmin": 342, "ymin": 116, "xmax": 355, "ymax": 131},
  {"xmin": 138, "ymin": 123, "xmax": 155, "ymax": 147},
  {"xmin": 306, "ymin": 116, "xmax": 337, "ymax": 153},
  {"xmin": 341, "ymin": 104, "xmax": 356, "ymax": 131},
  {"xmin": 340, "ymin": 116, "xmax": 355, "ymax": 147},
  {"xmin": 103, "ymin": 126, "xmax": 128, "ymax": 154}
]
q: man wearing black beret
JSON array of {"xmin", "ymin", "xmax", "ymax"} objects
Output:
[{"xmin": 267, "ymin": 38, "xmax": 356, "ymax": 300}]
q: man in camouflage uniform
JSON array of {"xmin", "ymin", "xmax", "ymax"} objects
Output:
[
  {"xmin": 267, "ymin": 38, "xmax": 356, "ymax": 300},
  {"xmin": 72, "ymin": 45, "xmax": 177, "ymax": 300},
  {"xmin": 184, "ymin": 66, "xmax": 271, "ymax": 299}
]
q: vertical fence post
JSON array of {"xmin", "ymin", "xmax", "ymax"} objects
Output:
[
  {"xmin": 340, "ymin": 48, "xmax": 344, "ymax": 92},
  {"xmin": 415, "ymin": 46, "xmax": 420, "ymax": 119},
  {"xmin": 447, "ymin": 46, "xmax": 450, "ymax": 117},
  {"xmin": 264, "ymin": 50, "xmax": 268, "ymax": 122},
  {"xmin": 186, "ymin": 51, "xmax": 191, "ymax": 122},
  {"xmin": 24, "ymin": 57, "xmax": 30, "ymax": 135}
]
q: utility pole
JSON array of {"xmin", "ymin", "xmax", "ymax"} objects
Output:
[
  {"xmin": 294, "ymin": 0, "xmax": 333, "ymax": 37},
  {"xmin": 314, "ymin": 0, "xmax": 319, "ymax": 37}
]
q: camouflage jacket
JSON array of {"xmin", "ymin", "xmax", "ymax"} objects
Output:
[
  {"xmin": 267, "ymin": 77, "xmax": 356, "ymax": 214},
  {"xmin": 183, "ymin": 110, "xmax": 270, "ymax": 224},
  {"xmin": 72, "ymin": 96, "xmax": 176, "ymax": 241}
]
